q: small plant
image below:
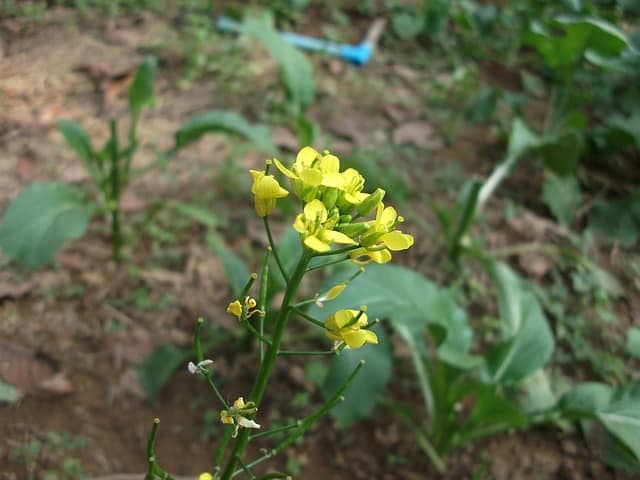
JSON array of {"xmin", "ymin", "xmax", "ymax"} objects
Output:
[
  {"xmin": 10, "ymin": 431, "xmax": 87, "ymax": 480},
  {"xmin": 0, "ymin": 57, "xmax": 278, "ymax": 268},
  {"xmin": 143, "ymin": 146, "xmax": 413, "ymax": 479}
]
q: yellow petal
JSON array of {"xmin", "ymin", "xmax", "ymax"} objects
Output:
[
  {"xmin": 303, "ymin": 199, "xmax": 328, "ymax": 222},
  {"xmin": 323, "ymin": 230, "xmax": 357, "ymax": 245},
  {"xmin": 319, "ymin": 153, "xmax": 340, "ymax": 173},
  {"xmin": 226, "ymin": 300, "xmax": 243, "ymax": 318},
  {"xmin": 300, "ymin": 168, "xmax": 323, "ymax": 186},
  {"xmin": 325, "ymin": 283, "xmax": 346, "ymax": 300},
  {"xmin": 297, "ymin": 146, "xmax": 319, "ymax": 166},
  {"xmin": 380, "ymin": 231, "xmax": 414, "ymax": 251},
  {"xmin": 380, "ymin": 206, "xmax": 398, "ymax": 228},
  {"xmin": 199, "ymin": 473, "xmax": 214, "ymax": 480},
  {"xmin": 304, "ymin": 235, "xmax": 331, "ymax": 252},
  {"xmin": 333, "ymin": 309, "xmax": 356, "ymax": 328},
  {"xmin": 256, "ymin": 175, "xmax": 289, "ymax": 200},
  {"xmin": 321, "ymin": 172, "xmax": 345, "ymax": 188},
  {"xmin": 273, "ymin": 158, "xmax": 297, "ymax": 179}
]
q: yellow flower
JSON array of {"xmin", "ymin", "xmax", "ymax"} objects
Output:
[
  {"xmin": 350, "ymin": 202, "xmax": 414, "ymax": 264},
  {"xmin": 226, "ymin": 300, "xmax": 243, "ymax": 318},
  {"xmin": 220, "ymin": 397, "xmax": 261, "ymax": 438},
  {"xmin": 315, "ymin": 283, "xmax": 346, "ymax": 307},
  {"xmin": 226, "ymin": 297, "xmax": 261, "ymax": 321},
  {"xmin": 324, "ymin": 309, "xmax": 378, "ymax": 349},
  {"xmin": 249, "ymin": 170, "xmax": 289, "ymax": 217},
  {"xmin": 199, "ymin": 473, "xmax": 213, "ymax": 480},
  {"xmin": 274, "ymin": 147, "xmax": 344, "ymax": 200},
  {"xmin": 293, "ymin": 200, "xmax": 356, "ymax": 252},
  {"xmin": 339, "ymin": 168, "xmax": 368, "ymax": 206}
]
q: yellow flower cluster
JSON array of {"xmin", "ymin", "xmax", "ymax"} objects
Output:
[
  {"xmin": 250, "ymin": 146, "xmax": 414, "ymax": 264},
  {"xmin": 324, "ymin": 308, "xmax": 378, "ymax": 349}
]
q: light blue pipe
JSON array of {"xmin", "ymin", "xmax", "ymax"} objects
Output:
[{"xmin": 215, "ymin": 16, "xmax": 373, "ymax": 66}]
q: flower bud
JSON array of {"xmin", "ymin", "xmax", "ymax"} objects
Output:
[{"xmin": 358, "ymin": 188, "xmax": 386, "ymax": 216}]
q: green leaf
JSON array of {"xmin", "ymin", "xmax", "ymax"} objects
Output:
[
  {"xmin": 555, "ymin": 16, "xmax": 630, "ymax": 58},
  {"xmin": 589, "ymin": 191, "xmax": 640, "ymax": 247},
  {"xmin": 627, "ymin": 328, "xmax": 640, "ymax": 358},
  {"xmin": 321, "ymin": 327, "xmax": 391, "ymax": 427},
  {"xmin": 129, "ymin": 56, "xmax": 158, "ymax": 115},
  {"xmin": 484, "ymin": 261, "xmax": 554, "ymax": 384},
  {"xmin": 542, "ymin": 173, "xmax": 582, "ymax": 227},
  {"xmin": 174, "ymin": 110, "xmax": 277, "ymax": 155},
  {"xmin": 309, "ymin": 264, "xmax": 474, "ymax": 368},
  {"xmin": 597, "ymin": 398, "xmax": 640, "ymax": 462},
  {"xmin": 243, "ymin": 16, "xmax": 315, "ymax": 115},
  {"xmin": 173, "ymin": 201, "xmax": 220, "ymax": 229},
  {"xmin": 558, "ymin": 382, "xmax": 614, "ymax": 417},
  {"xmin": 58, "ymin": 120, "xmax": 95, "ymax": 164},
  {"xmin": 0, "ymin": 182, "xmax": 93, "ymax": 268},
  {"xmin": 211, "ymin": 243, "xmax": 250, "ymax": 299},
  {"xmin": 539, "ymin": 131, "xmax": 583, "ymax": 175},
  {"xmin": 139, "ymin": 344, "xmax": 192, "ymax": 401},
  {"xmin": 454, "ymin": 384, "xmax": 528, "ymax": 446},
  {"xmin": 391, "ymin": 8, "xmax": 425, "ymax": 40}
]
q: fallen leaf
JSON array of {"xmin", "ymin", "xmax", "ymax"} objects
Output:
[
  {"xmin": 16, "ymin": 148, "xmax": 42, "ymax": 181},
  {"xmin": 38, "ymin": 372, "xmax": 74, "ymax": 395},
  {"xmin": 139, "ymin": 268, "xmax": 184, "ymax": 288},
  {"xmin": 0, "ymin": 273, "xmax": 33, "ymax": 301},
  {"xmin": 0, "ymin": 341, "xmax": 70, "ymax": 396},
  {"xmin": 56, "ymin": 251, "xmax": 90, "ymax": 271},
  {"xmin": 105, "ymin": 326, "xmax": 154, "ymax": 368},
  {"xmin": 59, "ymin": 164, "xmax": 90, "ymax": 183},
  {"xmin": 392, "ymin": 121, "xmax": 444, "ymax": 150}
]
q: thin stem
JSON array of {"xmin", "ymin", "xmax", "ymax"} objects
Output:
[
  {"xmin": 292, "ymin": 308, "xmax": 325, "ymax": 328},
  {"xmin": 215, "ymin": 427, "xmax": 234, "ymax": 474},
  {"xmin": 278, "ymin": 350, "xmax": 336, "ymax": 356},
  {"xmin": 235, "ymin": 456, "xmax": 256, "ymax": 480},
  {"xmin": 245, "ymin": 321, "xmax": 272, "ymax": 346},
  {"xmin": 305, "ymin": 256, "xmax": 349, "ymax": 272},
  {"xmin": 194, "ymin": 318, "xmax": 229, "ymax": 409},
  {"xmin": 109, "ymin": 119, "xmax": 122, "ymax": 262},
  {"xmin": 144, "ymin": 419, "xmax": 160, "ymax": 480},
  {"xmin": 249, "ymin": 422, "xmax": 299, "ymax": 441},
  {"xmin": 258, "ymin": 252, "xmax": 270, "ymax": 363},
  {"xmin": 220, "ymin": 251, "xmax": 312, "ymax": 480},
  {"xmin": 202, "ymin": 371, "xmax": 229, "ymax": 410},
  {"xmin": 311, "ymin": 245, "xmax": 359, "ymax": 257},
  {"xmin": 231, "ymin": 360, "xmax": 365, "ymax": 478},
  {"xmin": 264, "ymin": 217, "xmax": 289, "ymax": 282}
]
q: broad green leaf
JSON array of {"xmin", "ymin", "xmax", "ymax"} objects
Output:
[
  {"xmin": 174, "ymin": 110, "xmax": 277, "ymax": 155},
  {"xmin": 555, "ymin": 16, "xmax": 630, "ymax": 58},
  {"xmin": 484, "ymin": 261, "xmax": 554, "ymax": 384},
  {"xmin": 139, "ymin": 344, "xmax": 192, "ymax": 401},
  {"xmin": 58, "ymin": 119, "xmax": 94, "ymax": 164},
  {"xmin": 0, "ymin": 182, "xmax": 93, "ymax": 268},
  {"xmin": 558, "ymin": 382, "xmax": 613, "ymax": 417},
  {"xmin": 454, "ymin": 384, "xmax": 528, "ymax": 446},
  {"xmin": 597, "ymin": 399, "xmax": 640, "ymax": 462},
  {"xmin": 542, "ymin": 173, "xmax": 582, "ymax": 227},
  {"xmin": 517, "ymin": 369, "xmax": 557, "ymax": 413},
  {"xmin": 539, "ymin": 130, "xmax": 583, "ymax": 175},
  {"xmin": 627, "ymin": 327, "xmax": 640, "ymax": 358},
  {"xmin": 129, "ymin": 56, "xmax": 158, "ymax": 115},
  {"xmin": 309, "ymin": 264, "xmax": 474, "ymax": 367},
  {"xmin": 243, "ymin": 16, "xmax": 315, "ymax": 115},
  {"xmin": 589, "ymin": 191, "xmax": 640, "ymax": 247},
  {"xmin": 321, "ymin": 327, "xmax": 391, "ymax": 427}
]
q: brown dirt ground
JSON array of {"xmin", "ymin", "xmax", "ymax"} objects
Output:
[{"xmin": 0, "ymin": 5, "xmax": 638, "ymax": 480}]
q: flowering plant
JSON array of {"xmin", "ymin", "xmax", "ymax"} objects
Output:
[{"xmin": 143, "ymin": 146, "xmax": 413, "ymax": 480}]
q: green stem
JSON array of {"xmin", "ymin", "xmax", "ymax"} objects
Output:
[
  {"xmin": 144, "ymin": 419, "xmax": 160, "ymax": 480},
  {"xmin": 278, "ymin": 350, "xmax": 335, "ymax": 356},
  {"xmin": 220, "ymin": 251, "xmax": 312, "ymax": 480},
  {"xmin": 258, "ymin": 253, "xmax": 270, "ymax": 363},
  {"xmin": 215, "ymin": 427, "xmax": 234, "ymax": 475},
  {"xmin": 264, "ymin": 217, "xmax": 289, "ymax": 282},
  {"xmin": 109, "ymin": 119, "xmax": 122, "ymax": 262},
  {"xmin": 311, "ymin": 245, "xmax": 359, "ymax": 257},
  {"xmin": 305, "ymin": 256, "xmax": 349, "ymax": 272},
  {"xmin": 292, "ymin": 308, "xmax": 325, "ymax": 328}
]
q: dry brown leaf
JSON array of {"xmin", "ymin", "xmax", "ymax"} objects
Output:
[
  {"xmin": 0, "ymin": 341, "xmax": 58, "ymax": 395},
  {"xmin": 0, "ymin": 273, "xmax": 33, "ymax": 301},
  {"xmin": 38, "ymin": 372, "xmax": 74, "ymax": 395},
  {"xmin": 16, "ymin": 148, "xmax": 42, "ymax": 181},
  {"xmin": 139, "ymin": 269, "xmax": 184, "ymax": 288},
  {"xmin": 105, "ymin": 326, "xmax": 154, "ymax": 368},
  {"xmin": 59, "ymin": 164, "xmax": 90, "ymax": 183},
  {"xmin": 392, "ymin": 121, "xmax": 444, "ymax": 150},
  {"xmin": 271, "ymin": 126, "xmax": 298, "ymax": 152}
]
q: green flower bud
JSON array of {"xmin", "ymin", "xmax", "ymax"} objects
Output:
[{"xmin": 358, "ymin": 188, "xmax": 386, "ymax": 217}]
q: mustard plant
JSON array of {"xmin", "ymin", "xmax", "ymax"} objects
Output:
[{"xmin": 143, "ymin": 146, "xmax": 414, "ymax": 479}]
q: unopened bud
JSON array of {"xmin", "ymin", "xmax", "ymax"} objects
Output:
[{"xmin": 358, "ymin": 188, "xmax": 385, "ymax": 216}]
